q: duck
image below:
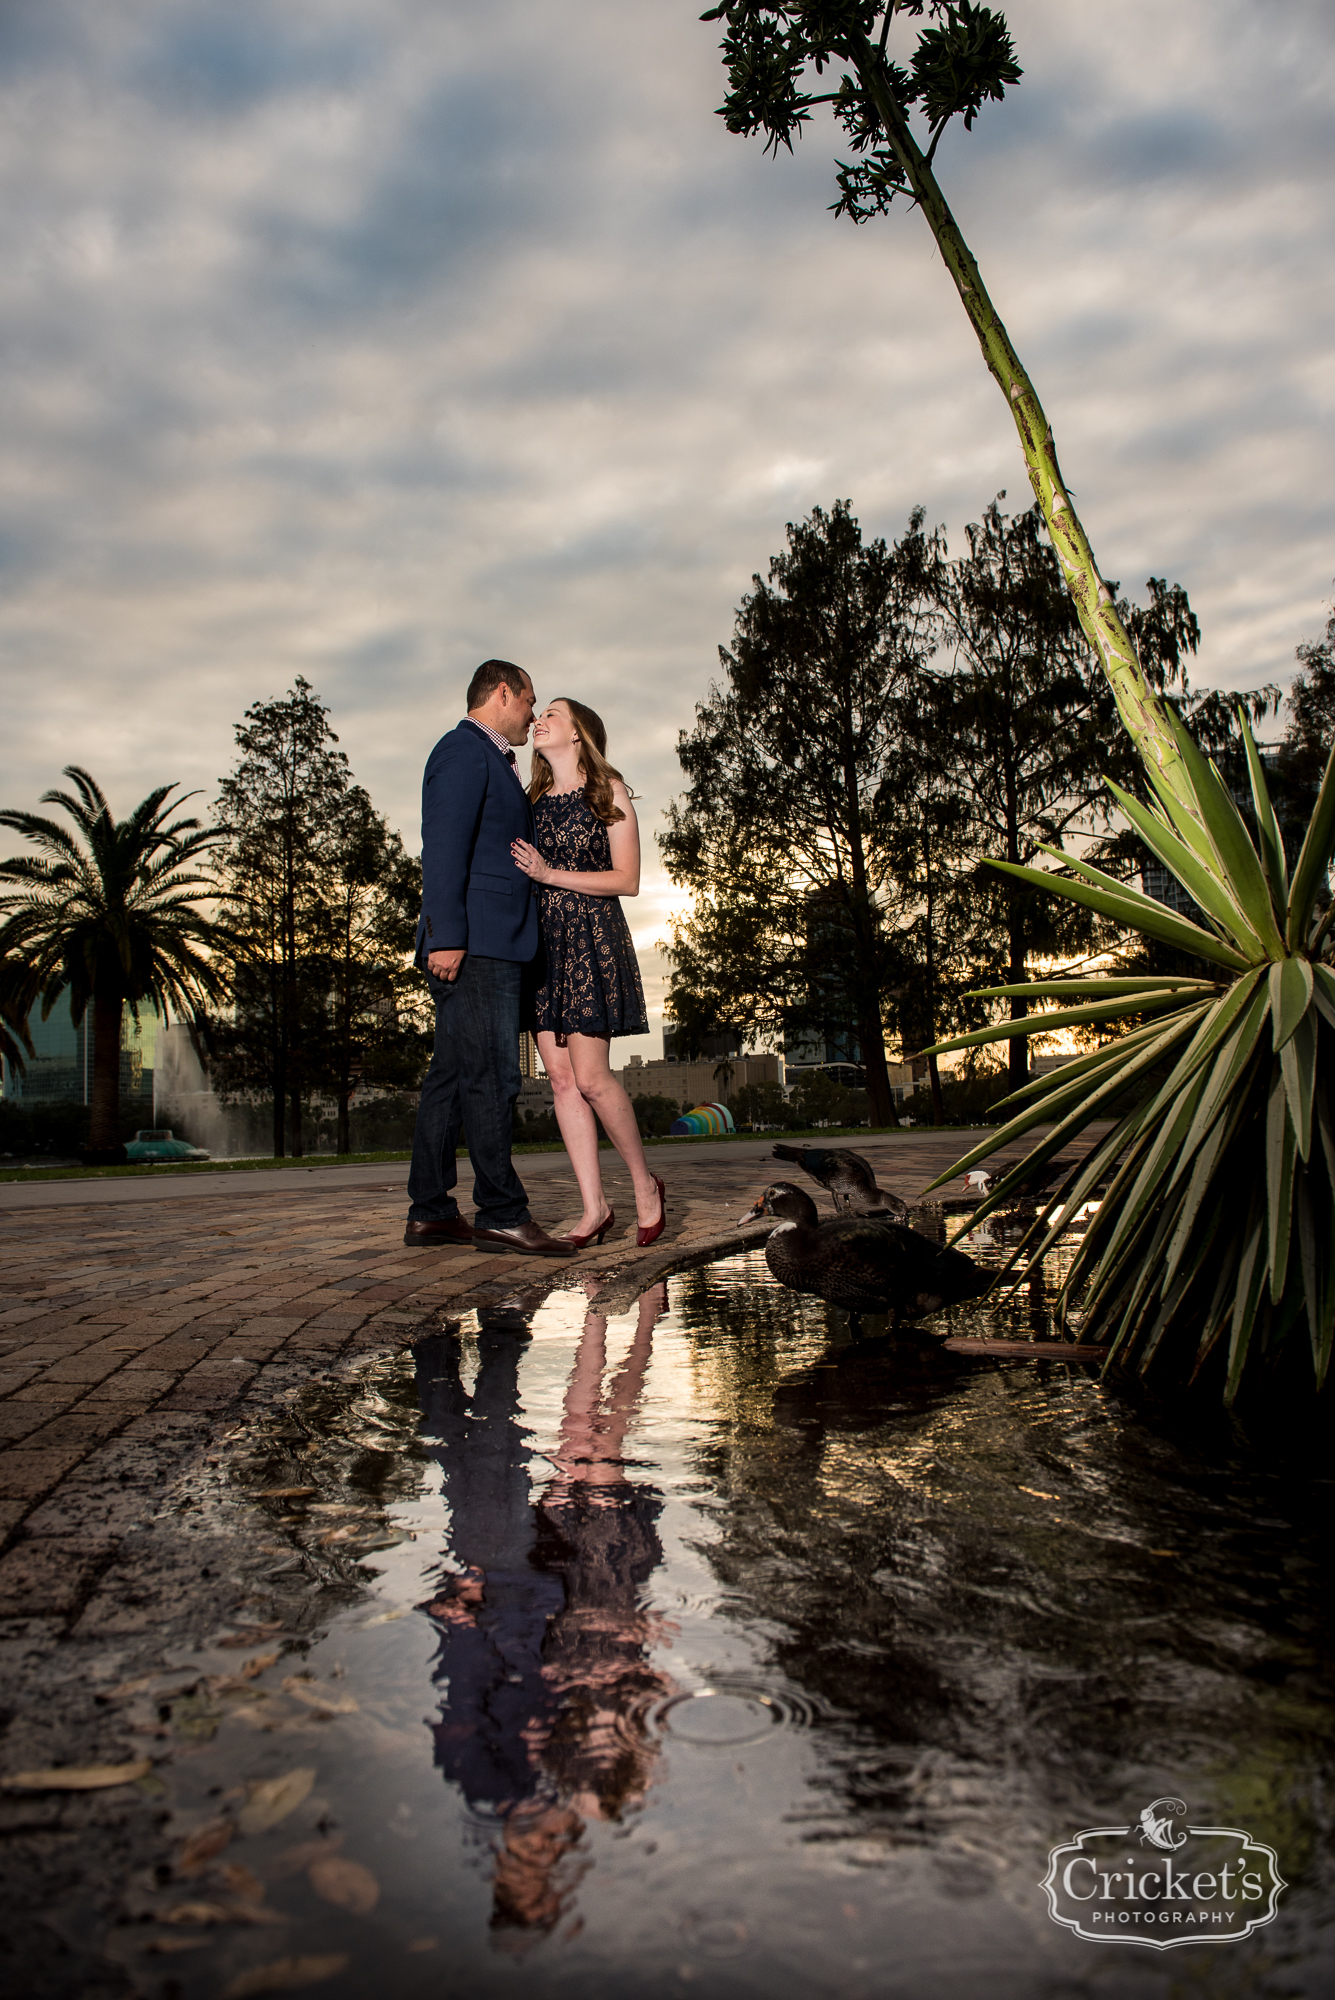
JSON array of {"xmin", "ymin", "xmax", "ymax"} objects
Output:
[
  {"xmin": 770, "ymin": 1143, "xmax": 909, "ymax": 1218},
  {"xmin": 740, "ymin": 1182, "xmax": 988, "ymax": 1326}
]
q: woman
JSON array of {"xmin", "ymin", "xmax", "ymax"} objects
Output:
[{"xmin": 510, "ymin": 699, "xmax": 666, "ymax": 1248}]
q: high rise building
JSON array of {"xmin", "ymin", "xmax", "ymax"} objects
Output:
[{"xmin": 0, "ymin": 992, "xmax": 155, "ymax": 1118}]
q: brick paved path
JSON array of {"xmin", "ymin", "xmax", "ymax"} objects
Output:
[{"xmin": 0, "ymin": 1128, "xmax": 1107, "ymax": 1628}]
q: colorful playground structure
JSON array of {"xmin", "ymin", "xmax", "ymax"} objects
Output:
[{"xmin": 668, "ymin": 1102, "xmax": 736, "ymax": 1138}]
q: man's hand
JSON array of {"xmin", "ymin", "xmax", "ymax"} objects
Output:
[{"xmin": 427, "ymin": 948, "xmax": 466, "ymax": 983}]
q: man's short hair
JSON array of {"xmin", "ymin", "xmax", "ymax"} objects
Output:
[{"xmin": 467, "ymin": 659, "xmax": 529, "ymax": 710}]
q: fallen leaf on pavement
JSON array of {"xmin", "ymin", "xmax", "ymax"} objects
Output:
[
  {"xmin": 177, "ymin": 1818, "xmax": 234, "ymax": 1872},
  {"xmin": 1, "ymin": 1760, "xmax": 153, "ymax": 1791},
  {"xmin": 163, "ymin": 1898, "xmax": 287, "ymax": 1929},
  {"xmin": 220, "ymin": 1953, "xmax": 349, "ymax": 1998},
  {"xmin": 103, "ymin": 1672, "xmax": 201, "ymax": 1703},
  {"xmin": 239, "ymin": 1652, "xmax": 280, "ymax": 1679},
  {"xmin": 217, "ymin": 1624, "xmax": 285, "ymax": 1648},
  {"xmin": 307, "ymin": 1856, "xmax": 379, "ymax": 1914},
  {"xmin": 220, "ymin": 1863, "xmax": 266, "ymax": 1904},
  {"xmin": 269, "ymin": 1835, "xmax": 343, "ymax": 1879},
  {"xmin": 358, "ymin": 1608, "xmax": 411, "ymax": 1628},
  {"xmin": 238, "ymin": 1767, "xmax": 316, "ymax": 1835},
  {"xmin": 281, "ymin": 1678, "xmax": 358, "ymax": 1715}
]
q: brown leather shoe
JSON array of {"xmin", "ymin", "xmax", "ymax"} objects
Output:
[
  {"xmin": 471, "ymin": 1219, "xmax": 576, "ymax": 1257},
  {"xmin": 404, "ymin": 1216, "xmax": 475, "ymax": 1248}
]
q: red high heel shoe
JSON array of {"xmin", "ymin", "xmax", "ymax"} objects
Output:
[
  {"xmin": 564, "ymin": 1207, "xmax": 615, "ymax": 1250},
  {"xmin": 636, "ymin": 1175, "xmax": 667, "ymax": 1248}
]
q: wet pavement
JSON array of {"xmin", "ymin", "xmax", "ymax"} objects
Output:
[
  {"xmin": 0, "ymin": 1129, "xmax": 1114, "ymax": 1627},
  {"xmin": 1, "ymin": 1241, "xmax": 1330, "ymax": 2000}
]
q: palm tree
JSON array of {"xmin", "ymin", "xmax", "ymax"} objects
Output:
[
  {"xmin": 0, "ymin": 768, "xmax": 227, "ymax": 1161},
  {"xmin": 0, "ymin": 954, "xmax": 35, "ymax": 1078}
]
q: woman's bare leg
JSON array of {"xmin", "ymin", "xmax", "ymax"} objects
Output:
[
  {"xmin": 565, "ymin": 1033, "xmax": 662, "ymax": 1227},
  {"xmin": 537, "ymin": 1032, "xmax": 609, "ymax": 1237}
]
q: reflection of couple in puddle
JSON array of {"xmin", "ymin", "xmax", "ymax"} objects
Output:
[{"xmin": 415, "ymin": 1280, "xmax": 673, "ymax": 1942}]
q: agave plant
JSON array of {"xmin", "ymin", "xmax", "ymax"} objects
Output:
[
  {"xmin": 921, "ymin": 706, "xmax": 1335, "ymax": 1403},
  {"xmin": 702, "ymin": 6, "xmax": 1335, "ymax": 1401}
]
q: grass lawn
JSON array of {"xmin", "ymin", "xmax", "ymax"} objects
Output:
[{"xmin": 0, "ymin": 1122, "xmax": 989, "ymax": 1186}]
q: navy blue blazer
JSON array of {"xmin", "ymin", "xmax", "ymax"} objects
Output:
[{"xmin": 416, "ymin": 720, "xmax": 539, "ymax": 965}]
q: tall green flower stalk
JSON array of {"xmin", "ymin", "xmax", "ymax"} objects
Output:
[
  {"xmin": 706, "ymin": 3, "xmax": 1194, "ymax": 800},
  {"xmin": 705, "ymin": 3, "xmax": 1335, "ymax": 1398}
]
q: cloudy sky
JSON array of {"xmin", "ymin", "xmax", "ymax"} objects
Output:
[{"xmin": 0, "ymin": 0, "xmax": 1332, "ymax": 1061}]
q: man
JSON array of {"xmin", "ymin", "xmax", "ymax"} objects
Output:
[{"xmin": 405, "ymin": 659, "xmax": 574, "ymax": 1256}]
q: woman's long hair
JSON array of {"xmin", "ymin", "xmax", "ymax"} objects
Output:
[{"xmin": 529, "ymin": 699, "xmax": 629, "ymax": 824}]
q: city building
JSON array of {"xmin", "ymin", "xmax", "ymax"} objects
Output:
[
  {"xmin": 661, "ymin": 1023, "xmax": 743, "ymax": 1062},
  {"xmin": 0, "ymin": 992, "xmax": 154, "ymax": 1122},
  {"xmin": 617, "ymin": 1050, "xmax": 781, "ymax": 1109}
]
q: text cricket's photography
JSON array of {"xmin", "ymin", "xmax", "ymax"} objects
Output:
[{"xmin": 1, "ymin": 4, "xmax": 1334, "ymax": 2000}]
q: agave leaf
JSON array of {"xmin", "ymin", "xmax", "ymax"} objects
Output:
[
  {"xmin": 989, "ymin": 856, "xmax": 1252, "ymax": 971},
  {"xmin": 1193, "ymin": 1232, "xmax": 1244, "ymax": 1382},
  {"xmin": 1280, "ymin": 1008, "xmax": 1317, "ymax": 1163},
  {"xmin": 1106, "ymin": 1192, "xmax": 1188, "ymax": 1363},
  {"xmin": 1316, "ymin": 1215, "xmax": 1335, "ymax": 1389},
  {"xmin": 968, "ymin": 977, "xmax": 1218, "ymax": 1001},
  {"xmin": 1068, "ymin": 1091, "xmax": 1205, "ymax": 1316},
  {"xmin": 993, "ymin": 1017, "xmax": 1180, "ymax": 1112},
  {"xmin": 1146, "ymin": 1191, "xmax": 1231, "ymax": 1370},
  {"xmin": 1286, "ymin": 738, "xmax": 1335, "ymax": 948},
  {"xmin": 1269, "ymin": 956, "xmax": 1314, "ymax": 1051},
  {"xmin": 989, "ymin": 1114, "xmax": 1140, "ymax": 1282},
  {"xmin": 925, "ymin": 1011, "xmax": 1204, "ymax": 1199},
  {"xmin": 1130, "ymin": 969, "xmax": 1267, "ymax": 1135},
  {"xmin": 1161, "ymin": 1076, "xmax": 1250, "ymax": 1290},
  {"xmin": 1082, "ymin": 1067, "xmax": 1209, "ymax": 1295},
  {"xmin": 944, "ymin": 1076, "xmax": 1158, "ymax": 1247},
  {"xmin": 1226, "ymin": 1211, "xmax": 1269, "ymax": 1404},
  {"xmin": 1316, "ymin": 1070, "xmax": 1335, "ymax": 1200},
  {"xmin": 1172, "ymin": 975, "xmax": 1272, "ymax": 1164},
  {"xmin": 1310, "ymin": 961, "xmax": 1335, "ymax": 1033},
  {"xmin": 1266, "ymin": 1065, "xmax": 1297, "ymax": 1299},
  {"xmin": 1057, "ymin": 1122, "xmax": 1162, "ymax": 1301},
  {"xmin": 1134, "ymin": 727, "xmax": 1227, "ymax": 870},
  {"xmin": 1104, "ymin": 777, "xmax": 1265, "ymax": 954},
  {"xmin": 1239, "ymin": 711, "xmax": 1288, "ymax": 915},
  {"xmin": 1151, "ymin": 703, "xmax": 1287, "ymax": 957},
  {"xmin": 1296, "ymin": 1171, "xmax": 1322, "ymax": 1371},
  {"xmin": 923, "ymin": 989, "xmax": 1205, "ymax": 1059}
]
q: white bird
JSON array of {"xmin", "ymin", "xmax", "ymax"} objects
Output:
[{"xmin": 964, "ymin": 1170, "xmax": 992, "ymax": 1194}]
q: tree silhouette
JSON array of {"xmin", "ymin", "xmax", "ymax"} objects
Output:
[
  {"xmin": 662, "ymin": 499, "xmax": 935, "ymax": 1126},
  {"xmin": 0, "ymin": 769, "xmax": 226, "ymax": 1159}
]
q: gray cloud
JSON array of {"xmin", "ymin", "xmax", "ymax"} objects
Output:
[{"xmin": 0, "ymin": 0, "xmax": 1332, "ymax": 1059}]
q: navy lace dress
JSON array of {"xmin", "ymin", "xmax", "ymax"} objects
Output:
[{"xmin": 531, "ymin": 790, "xmax": 648, "ymax": 1042}]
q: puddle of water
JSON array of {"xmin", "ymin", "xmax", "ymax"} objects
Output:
[{"xmin": 130, "ymin": 1247, "xmax": 1334, "ymax": 2000}]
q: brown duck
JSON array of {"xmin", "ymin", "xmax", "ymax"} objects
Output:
[{"xmin": 741, "ymin": 1182, "xmax": 988, "ymax": 1325}]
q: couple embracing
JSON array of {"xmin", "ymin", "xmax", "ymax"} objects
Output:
[{"xmin": 404, "ymin": 658, "xmax": 666, "ymax": 1258}]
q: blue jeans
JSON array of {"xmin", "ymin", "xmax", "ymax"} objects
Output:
[{"xmin": 407, "ymin": 956, "xmax": 531, "ymax": 1231}]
